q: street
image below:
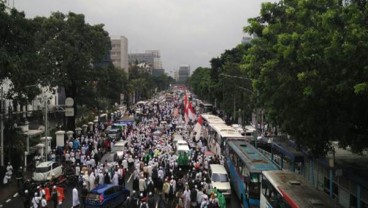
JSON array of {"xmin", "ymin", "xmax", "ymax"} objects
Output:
[{"xmin": 1, "ymin": 169, "xmax": 241, "ymax": 208}]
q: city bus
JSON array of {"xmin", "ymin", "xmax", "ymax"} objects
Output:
[
  {"xmin": 201, "ymin": 114, "xmax": 225, "ymax": 126},
  {"xmin": 207, "ymin": 123, "xmax": 244, "ymax": 155},
  {"xmin": 225, "ymin": 140, "xmax": 279, "ymax": 208},
  {"xmin": 260, "ymin": 170, "xmax": 342, "ymax": 208}
]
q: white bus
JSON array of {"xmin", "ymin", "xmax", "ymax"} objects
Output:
[
  {"xmin": 207, "ymin": 123, "xmax": 245, "ymax": 155},
  {"xmin": 261, "ymin": 170, "xmax": 342, "ymax": 208},
  {"xmin": 201, "ymin": 114, "xmax": 225, "ymax": 125}
]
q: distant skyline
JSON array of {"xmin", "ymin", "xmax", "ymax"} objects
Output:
[{"xmin": 14, "ymin": 0, "xmax": 272, "ymax": 74}]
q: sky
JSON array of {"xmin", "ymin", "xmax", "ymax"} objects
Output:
[{"xmin": 13, "ymin": 0, "xmax": 269, "ymax": 76}]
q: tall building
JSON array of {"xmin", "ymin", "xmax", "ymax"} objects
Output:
[
  {"xmin": 110, "ymin": 36, "xmax": 129, "ymax": 74},
  {"xmin": 178, "ymin": 65, "xmax": 190, "ymax": 83},
  {"xmin": 129, "ymin": 50, "xmax": 162, "ymax": 70}
]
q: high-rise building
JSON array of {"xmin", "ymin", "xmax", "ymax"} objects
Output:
[
  {"xmin": 129, "ymin": 50, "xmax": 162, "ymax": 70},
  {"xmin": 178, "ymin": 65, "xmax": 190, "ymax": 83},
  {"xmin": 110, "ymin": 36, "xmax": 129, "ymax": 74}
]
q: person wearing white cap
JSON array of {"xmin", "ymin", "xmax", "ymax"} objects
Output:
[
  {"xmin": 75, "ymin": 163, "xmax": 81, "ymax": 176},
  {"xmin": 31, "ymin": 192, "xmax": 41, "ymax": 208},
  {"xmin": 200, "ymin": 195, "xmax": 209, "ymax": 208},
  {"xmin": 23, "ymin": 189, "xmax": 31, "ymax": 208},
  {"xmin": 98, "ymin": 169, "xmax": 104, "ymax": 185},
  {"xmin": 51, "ymin": 186, "xmax": 58, "ymax": 208},
  {"xmin": 112, "ymin": 170, "xmax": 119, "ymax": 186},
  {"xmin": 40, "ymin": 194, "xmax": 47, "ymax": 208},
  {"xmin": 2, "ymin": 171, "xmax": 11, "ymax": 185}
]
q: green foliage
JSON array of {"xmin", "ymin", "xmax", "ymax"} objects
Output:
[
  {"xmin": 31, "ymin": 11, "xmax": 112, "ymax": 129},
  {"xmin": 243, "ymin": 0, "xmax": 368, "ymax": 155},
  {"xmin": 127, "ymin": 65, "xmax": 172, "ymax": 103},
  {"xmin": 189, "ymin": 44, "xmax": 254, "ymax": 122},
  {"xmin": 0, "ymin": 2, "xmax": 41, "ymax": 104}
]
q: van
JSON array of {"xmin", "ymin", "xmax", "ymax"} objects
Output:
[
  {"xmin": 173, "ymin": 134, "xmax": 185, "ymax": 146},
  {"xmin": 209, "ymin": 164, "xmax": 231, "ymax": 198},
  {"xmin": 112, "ymin": 140, "xmax": 128, "ymax": 160},
  {"xmin": 107, "ymin": 128, "xmax": 122, "ymax": 140},
  {"xmin": 176, "ymin": 144, "xmax": 190, "ymax": 156}
]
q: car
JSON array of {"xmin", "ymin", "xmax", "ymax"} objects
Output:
[
  {"xmin": 209, "ymin": 164, "xmax": 231, "ymax": 198},
  {"xmin": 111, "ymin": 140, "xmax": 129, "ymax": 161},
  {"xmin": 32, "ymin": 161, "xmax": 63, "ymax": 181},
  {"xmin": 107, "ymin": 128, "xmax": 122, "ymax": 140},
  {"xmin": 85, "ymin": 184, "xmax": 130, "ymax": 208}
]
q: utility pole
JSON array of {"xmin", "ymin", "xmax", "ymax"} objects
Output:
[
  {"xmin": 44, "ymin": 94, "xmax": 48, "ymax": 161},
  {"xmin": 0, "ymin": 87, "xmax": 4, "ymax": 167}
]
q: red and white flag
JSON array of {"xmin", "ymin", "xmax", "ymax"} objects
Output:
[
  {"xmin": 188, "ymin": 101, "xmax": 196, "ymax": 121},
  {"xmin": 193, "ymin": 115, "xmax": 203, "ymax": 141},
  {"xmin": 183, "ymin": 93, "xmax": 189, "ymax": 124},
  {"xmin": 184, "ymin": 105, "xmax": 189, "ymax": 124}
]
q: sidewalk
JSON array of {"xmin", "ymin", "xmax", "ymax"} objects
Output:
[{"xmin": 0, "ymin": 171, "xmax": 33, "ymax": 206}]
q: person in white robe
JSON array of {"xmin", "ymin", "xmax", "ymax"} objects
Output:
[
  {"xmin": 72, "ymin": 187, "xmax": 80, "ymax": 208},
  {"xmin": 112, "ymin": 171, "xmax": 119, "ymax": 186},
  {"xmin": 89, "ymin": 172, "xmax": 96, "ymax": 191}
]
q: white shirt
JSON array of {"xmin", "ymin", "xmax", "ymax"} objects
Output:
[
  {"xmin": 72, "ymin": 188, "xmax": 80, "ymax": 206},
  {"xmin": 112, "ymin": 172, "xmax": 119, "ymax": 186},
  {"xmin": 32, "ymin": 196, "xmax": 41, "ymax": 208},
  {"xmin": 41, "ymin": 198, "xmax": 47, "ymax": 207}
]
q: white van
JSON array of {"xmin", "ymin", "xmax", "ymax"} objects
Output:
[
  {"xmin": 176, "ymin": 144, "xmax": 190, "ymax": 156},
  {"xmin": 209, "ymin": 164, "xmax": 231, "ymax": 198},
  {"xmin": 112, "ymin": 140, "xmax": 128, "ymax": 160}
]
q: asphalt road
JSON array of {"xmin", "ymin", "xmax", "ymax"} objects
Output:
[{"xmin": 1, "ymin": 169, "xmax": 241, "ymax": 208}]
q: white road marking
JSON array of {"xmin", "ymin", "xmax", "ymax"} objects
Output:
[
  {"xmin": 5, "ymin": 199, "xmax": 11, "ymax": 203},
  {"xmin": 13, "ymin": 193, "xmax": 18, "ymax": 197}
]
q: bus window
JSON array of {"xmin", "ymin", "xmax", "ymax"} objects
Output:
[
  {"xmin": 261, "ymin": 175, "xmax": 290, "ymax": 208},
  {"xmin": 249, "ymin": 173, "xmax": 261, "ymax": 199}
]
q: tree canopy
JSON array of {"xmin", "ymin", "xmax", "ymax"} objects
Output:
[
  {"xmin": 189, "ymin": 0, "xmax": 368, "ymax": 155},
  {"xmin": 243, "ymin": 0, "xmax": 368, "ymax": 155}
]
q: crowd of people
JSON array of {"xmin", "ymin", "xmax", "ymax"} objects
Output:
[{"xmin": 18, "ymin": 92, "xmax": 228, "ymax": 208}]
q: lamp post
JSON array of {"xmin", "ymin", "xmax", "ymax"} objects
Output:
[
  {"xmin": 0, "ymin": 88, "xmax": 4, "ymax": 167},
  {"xmin": 44, "ymin": 95, "xmax": 48, "ymax": 161},
  {"xmin": 219, "ymin": 73, "xmax": 253, "ymax": 117},
  {"xmin": 328, "ymin": 147, "xmax": 335, "ymax": 198}
]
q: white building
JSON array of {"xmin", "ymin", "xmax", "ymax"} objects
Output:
[
  {"xmin": 110, "ymin": 36, "xmax": 129, "ymax": 74},
  {"xmin": 128, "ymin": 50, "xmax": 162, "ymax": 70}
]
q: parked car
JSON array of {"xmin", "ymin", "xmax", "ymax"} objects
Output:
[
  {"xmin": 32, "ymin": 161, "xmax": 63, "ymax": 181},
  {"xmin": 85, "ymin": 184, "xmax": 130, "ymax": 208}
]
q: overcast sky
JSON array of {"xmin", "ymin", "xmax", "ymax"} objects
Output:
[{"xmin": 14, "ymin": 0, "xmax": 269, "ymax": 75}]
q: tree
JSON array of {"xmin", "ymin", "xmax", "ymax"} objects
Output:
[
  {"xmin": 189, "ymin": 44, "xmax": 252, "ymax": 120},
  {"xmin": 33, "ymin": 12, "xmax": 111, "ymax": 130},
  {"xmin": 0, "ymin": 3, "xmax": 41, "ymax": 111},
  {"xmin": 243, "ymin": 0, "xmax": 368, "ymax": 155}
]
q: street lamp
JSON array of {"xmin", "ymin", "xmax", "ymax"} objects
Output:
[
  {"xmin": 219, "ymin": 73, "xmax": 253, "ymax": 120},
  {"xmin": 328, "ymin": 146, "xmax": 335, "ymax": 198}
]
